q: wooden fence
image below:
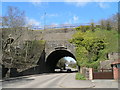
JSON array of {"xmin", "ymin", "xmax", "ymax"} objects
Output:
[
  {"xmin": 93, "ymin": 69, "xmax": 113, "ymax": 79},
  {"xmin": 80, "ymin": 67, "xmax": 114, "ymax": 80}
]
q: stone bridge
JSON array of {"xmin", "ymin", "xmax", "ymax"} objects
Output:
[{"xmin": 41, "ymin": 28, "xmax": 76, "ymax": 72}]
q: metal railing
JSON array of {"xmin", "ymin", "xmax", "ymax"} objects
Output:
[{"xmin": 32, "ymin": 23, "xmax": 92, "ymax": 30}]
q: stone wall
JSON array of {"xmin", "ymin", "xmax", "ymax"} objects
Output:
[
  {"xmin": 80, "ymin": 67, "xmax": 90, "ymax": 80},
  {"xmin": 99, "ymin": 60, "xmax": 115, "ymax": 69},
  {"xmin": 44, "ymin": 28, "xmax": 76, "ymax": 58},
  {"xmin": 108, "ymin": 52, "xmax": 120, "ymax": 60},
  {"xmin": 99, "ymin": 52, "xmax": 120, "ymax": 69},
  {"xmin": 45, "ymin": 40, "xmax": 75, "ymax": 58}
]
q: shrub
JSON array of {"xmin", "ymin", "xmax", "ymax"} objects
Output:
[{"xmin": 75, "ymin": 73, "xmax": 86, "ymax": 80}]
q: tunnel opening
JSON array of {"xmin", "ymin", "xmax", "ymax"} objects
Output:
[
  {"xmin": 55, "ymin": 56, "xmax": 77, "ymax": 73},
  {"xmin": 46, "ymin": 50, "xmax": 77, "ymax": 73}
]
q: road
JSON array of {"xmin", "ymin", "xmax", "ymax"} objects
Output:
[
  {"xmin": 2, "ymin": 73, "xmax": 118, "ymax": 88},
  {"xmin": 2, "ymin": 73, "xmax": 94, "ymax": 88}
]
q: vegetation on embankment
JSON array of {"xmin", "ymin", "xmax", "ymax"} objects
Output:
[
  {"xmin": 2, "ymin": 36, "xmax": 45, "ymax": 71},
  {"xmin": 1, "ymin": 28, "xmax": 45, "ymax": 71},
  {"xmin": 76, "ymin": 73, "xmax": 86, "ymax": 80},
  {"xmin": 70, "ymin": 29, "xmax": 119, "ymax": 69},
  {"xmin": 69, "ymin": 13, "xmax": 119, "ymax": 69}
]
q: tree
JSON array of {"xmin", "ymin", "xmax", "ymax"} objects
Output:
[
  {"xmin": 2, "ymin": 6, "xmax": 26, "ymax": 28},
  {"xmin": 69, "ymin": 27, "xmax": 119, "ymax": 69},
  {"xmin": 1, "ymin": 6, "xmax": 26, "ymax": 70},
  {"xmin": 108, "ymin": 13, "xmax": 119, "ymax": 30},
  {"xmin": 99, "ymin": 13, "xmax": 119, "ymax": 31},
  {"xmin": 70, "ymin": 32, "xmax": 105, "ymax": 68},
  {"xmin": 76, "ymin": 25, "xmax": 91, "ymax": 32},
  {"xmin": 99, "ymin": 19, "xmax": 105, "ymax": 29},
  {"xmin": 90, "ymin": 20, "xmax": 95, "ymax": 31},
  {"xmin": 2, "ymin": 39, "xmax": 45, "ymax": 70},
  {"xmin": 106, "ymin": 20, "xmax": 112, "ymax": 30}
]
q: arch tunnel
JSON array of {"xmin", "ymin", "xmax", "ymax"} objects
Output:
[{"xmin": 45, "ymin": 50, "xmax": 76, "ymax": 73}]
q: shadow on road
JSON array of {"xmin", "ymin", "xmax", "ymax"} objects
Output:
[
  {"xmin": 2, "ymin": 70, "xmax": 78, "ymax": 83},
  {"xmin": 2, "ymin": 75, "xmax": 35, "ymax": 83}
]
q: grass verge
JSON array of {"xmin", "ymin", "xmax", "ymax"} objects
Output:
[{"xmin": 75, "ymin": 73, "xmax": 86, "ymax": 80}]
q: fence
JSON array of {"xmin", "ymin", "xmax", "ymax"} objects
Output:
[
  {"xmin": 80, "ymin": 67, "xmax": 114, "ymax": 80},
  {"xmin": 32, "ymin": 23, "xmax": 94, "ymax": 30},
  {"xmin": 92, "ymin": 69, "xmax": 113, "ymax": 79}
]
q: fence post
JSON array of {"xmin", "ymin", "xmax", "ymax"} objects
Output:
[
  {"xmin": 89, "ymin": 68, "xmax": 93, "ymax": 80},
  {"xmin": 102, "ymin": 68, "xmax": 103, "ymax": 72}
]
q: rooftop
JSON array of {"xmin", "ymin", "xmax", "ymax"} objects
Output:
[{"xmin": 111, "ymin": 59, "xmax": 120, "ymax": 65}]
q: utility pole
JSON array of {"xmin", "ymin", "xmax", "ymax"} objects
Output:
[
  {"xmin": 44, "ymin": 12, "xmax": 46, "ymax": 32},
  {"xmin": 44, "ymin": 12, "xmax": 46, "ymax": 51}
]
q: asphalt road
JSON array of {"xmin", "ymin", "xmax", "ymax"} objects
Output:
[
  {"xmin": 2, "ymin": 73, "xmax": 94, "ymax": 88},
  {"xmin": 2, "ymin": 73, "xmax": 118, "ymax": 88}
]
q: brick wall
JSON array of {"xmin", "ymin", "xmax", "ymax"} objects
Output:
[{"xmin": 113, "ymin": 67, "xmax": 120, "ymax": 80}]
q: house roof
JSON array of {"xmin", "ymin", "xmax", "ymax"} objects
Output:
[{"xmin": 111, "ymin": 59, "xmax": 120, "ymax": 65}]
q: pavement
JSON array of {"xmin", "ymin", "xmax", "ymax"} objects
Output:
[
  {"xmin": 91, "ymin": 79, "xmax": 119, "ymax": 88},
  {"xmin": 59, "ymin": 73, "xmax": 94, "ymax": 88}
]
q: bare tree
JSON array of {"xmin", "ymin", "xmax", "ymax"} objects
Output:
[
  {"xmin": 109, "ymin": 13, "xmax": 119, "ymax": 30},
  {"xmin": 106, "ymin": 20, "xmax": 112, "ymax": 30},
  {"xmin": 99, "ymin": 13, "xmax": 119, "ymax": 31},
  {"xmin": 2, "ymin": 6, "xmax": 26, "ymax": 28},
  {"xmin": 1, "ymin": 6, "xmax": 26, "ymax": 75},
  {"xmin": 99, "ymin": 19, "xmax": 105, "ymax": 29},
  {"xmin": 90, "ymin": 20, "xmax": 95, "ymax": 32}
]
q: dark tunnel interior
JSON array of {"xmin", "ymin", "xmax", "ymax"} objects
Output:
[{"xmin": 46, "ymin": 50, "xmax": 76, "ymax": 72}]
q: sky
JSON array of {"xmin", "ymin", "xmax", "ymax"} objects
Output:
[
  {"xmin": 1, "ymin": 2, "xmax": 118, "ymax": 28},
  {"xmin": 64, "ymin": 57, "xmax": 76, "ymax": 63},
  {"xmin": 1, "ymin": 1, "xmax": 118, "ymax": 63}
]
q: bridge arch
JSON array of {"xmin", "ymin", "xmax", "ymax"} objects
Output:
[{"xmin": 46, "ymin": 49, "xmax": 76, "ymax": 72}]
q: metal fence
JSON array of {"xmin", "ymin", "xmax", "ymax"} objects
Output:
[{"xmin": 32, "ymin": 23, "xmax": 92, "ymax": 30}]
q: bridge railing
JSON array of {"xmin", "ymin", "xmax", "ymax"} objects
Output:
[{"xmin": 32, "ymin": 23, "xmax": 93, "ymax": 30}]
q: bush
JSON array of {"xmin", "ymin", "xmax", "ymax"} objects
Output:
[
  {"xmin": 75, "ymin": 73, "xmax": 86, "ymax": 80},
  {"xmin": 70, "ymin": 28, "xmax": 119, "ymax": 69}
]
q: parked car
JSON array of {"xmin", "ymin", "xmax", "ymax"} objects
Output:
[{"xmin": 67, "ymin": 69, "xmax": 71, "ymax": 73}]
